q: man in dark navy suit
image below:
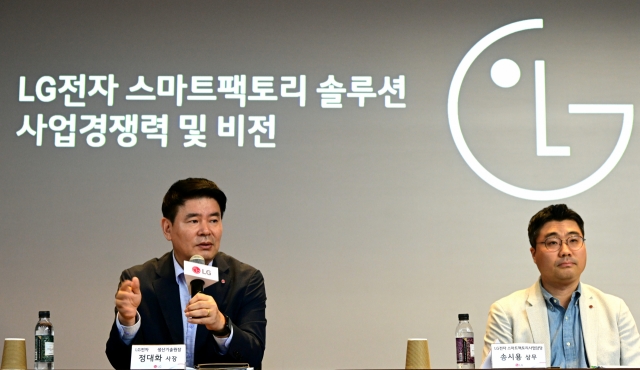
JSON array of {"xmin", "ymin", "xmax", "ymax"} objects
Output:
[{"xmin": 106, "ymin": 178, "xmax": 266, "ymax": 369}]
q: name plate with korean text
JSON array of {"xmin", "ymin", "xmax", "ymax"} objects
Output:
[
  {"xmin": 491, "ymin": 343, "xmax": 546, "ymax": 368},
  {"xmin": 131, "ymin": 344, "xmax": 186, "ymax": 369}
]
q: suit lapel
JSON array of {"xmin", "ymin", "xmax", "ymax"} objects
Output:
[
  {"xmin": 153, "ymin": 253, "xmax": 184, "ymax": 344},
  {"xmin": 525, "ymin": 281, "xmax": 552, "ymax": 363},
  {"xmin": 195, "ymin": 253, "xmax": 232, "ymax": 350},
  {"xmin": 580, "ymin": 285, "xmax": 598, "ymax": 366}
]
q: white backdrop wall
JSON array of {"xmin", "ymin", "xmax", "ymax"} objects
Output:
[{"xmin": 1, "ymin": 1, "xmax": 640, "ymax": 369}]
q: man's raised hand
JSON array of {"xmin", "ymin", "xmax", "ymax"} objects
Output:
[{"xmin": 115, "ymin": 277, "xmax": 141, "ymax": 326}]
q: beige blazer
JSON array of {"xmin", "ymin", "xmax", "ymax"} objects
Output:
[{"xmin": 483, "ymin": 280, "xmax": 640, "ymax": 366}]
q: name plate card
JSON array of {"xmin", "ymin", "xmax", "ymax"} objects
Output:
[
  {"xmin": 131, "ymin": 344, "xmax": 186, "ymax": 369},
  {"xmin": 491, "ymin": 343, "xmax": 546, "ymax": 368}
]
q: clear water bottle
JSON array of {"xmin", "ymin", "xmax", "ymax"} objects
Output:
[
  {"xmin": 35, "ymin": 311, "xmax": 54, "ymax": 370},
  {"xmin": 456, "ymin": 313, "xmax": 474, "ymax": 369}
]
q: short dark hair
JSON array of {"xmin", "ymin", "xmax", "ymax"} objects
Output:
[
  {"xmin": 162, "ymin": 178, "xmax": 227, "ymax": 223},
  {"xmin": 528, "ymin": 204, "xmax": 584, "ymax": 248}
]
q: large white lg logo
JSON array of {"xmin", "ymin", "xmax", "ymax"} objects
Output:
[{"xmin": 448, "ymin": 19, "xmax": 633, "ymax": 201}]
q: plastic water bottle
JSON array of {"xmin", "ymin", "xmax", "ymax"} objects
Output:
[
  {"xmin": 456, "ymin": 313, "xmax": 474, "ymax": 369},
  {"xmin": 35, "ymin": 311, "xmax": 54, "ymax": 370}
]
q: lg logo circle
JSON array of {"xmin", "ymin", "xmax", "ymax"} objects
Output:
[
  {"xmin": 448, "ymin": 19, "xmax": 633, "ymax": 201},
  {"xmin": 192, "ymin": 266, "xmax": 201, "ymax": 274}
]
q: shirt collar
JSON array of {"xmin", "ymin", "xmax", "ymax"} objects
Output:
[
  {"xmin": 173, "ymin": 252, "xmax": 184, "ymax": 282},
  {"xmin": 539, "ymin": 279, "xmax": 582, "ymax": 309}
]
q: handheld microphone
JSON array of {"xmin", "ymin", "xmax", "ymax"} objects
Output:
[
  {"xmin": 184, "ymin": 255, "xmax": 218, "ymax": 297},
  {"xmin": 189, "ymin": 254, "xmax": 205, "ymax": 298}
]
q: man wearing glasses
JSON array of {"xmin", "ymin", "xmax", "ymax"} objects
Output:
[{"xmin": 483, "ymin": 204, "xmax": 640, "ymax": 367}]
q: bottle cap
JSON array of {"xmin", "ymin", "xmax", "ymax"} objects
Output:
[
  {"xmin": 458, "ymin": 313, "xmax": 469, "ymax": 320},
  {"xmin": 38, "ymin": 311, "xmax": 50, "ymax": 318}
]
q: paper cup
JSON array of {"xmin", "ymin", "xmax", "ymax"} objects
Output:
[
  {"xmin": 405, "ymin": 338, "xmax": 431, "ymax": 369},
  {"xmin": 1, "ymin": 338, "xmax": 27, "ymax": 370}
]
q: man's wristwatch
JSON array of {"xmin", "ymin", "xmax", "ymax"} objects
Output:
[{"xmin": 211, "ymin": 314, "xmax": 231, "ymax": 337}]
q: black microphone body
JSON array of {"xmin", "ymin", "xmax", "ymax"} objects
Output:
[{"xmin": 190, "ymin": 279, "xmax": 204, "ymax": 297}]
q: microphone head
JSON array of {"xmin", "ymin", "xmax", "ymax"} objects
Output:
[{"xmin": 190, "ymin": 254, "xmax": 205, "ymax": 265}]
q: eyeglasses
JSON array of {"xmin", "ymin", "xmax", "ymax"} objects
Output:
[{"xmin": 537, "ymin": 235, "xmax": 585, "ymax": 252}]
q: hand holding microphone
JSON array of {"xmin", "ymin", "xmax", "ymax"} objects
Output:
[
  {"xmin": 184, "ymin": 255, "xmax": 227, "ymax": 334},
  {"xmin": 185, "ymin": 293, "xmax": 226, "ymax": 333}
]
